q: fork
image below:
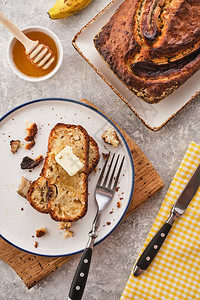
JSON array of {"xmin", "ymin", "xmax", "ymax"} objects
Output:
[
  {"xmin": 68, "ymin": 152, "xmax": 125, "ymax": 300},
  {"xmin": 0, "ymin": 10, "xmax": 55, "ymax": 70}
]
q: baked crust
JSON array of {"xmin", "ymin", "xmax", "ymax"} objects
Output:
[
  {"xmin": 88, "ymin": 136, "xmax": 100, "ymax": 174},
  {"xmin": 27, "ymin": 177, "xmax": 49, "ymax": 213},
  {"xmin": 94, "ymin": 0, "xmax": 200, "ymax": 103}
]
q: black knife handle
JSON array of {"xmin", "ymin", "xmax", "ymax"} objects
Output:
[
  {"xmin": 136, "ymin": 223, "xmax": 172, "ymax": 271},
  {"xmin": 68, "ymin": 247, "xmax": 92, "ymax": 300}
]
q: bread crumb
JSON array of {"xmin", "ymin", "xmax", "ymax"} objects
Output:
[
  {"xmin": 58, "ymin": 222, "xmax": 72, "ymax": 230},
  {"xmin": 36, "ymin": 227, "xmax": 46, "ymax": 238},
  {"xmin": 25, "ymin": 123, "xmax": 38, "ymax": 142},
  {"xmin": 24, "ymin": 123, "xmax": 38, "ymax": 150},
  {"xmin": 25, "ymin": 140, "xmax": 35, "ymax": 150},
  {"xmin": 102, "ymin": 128, "xmax": 119, "ymax": 148},
  {"xmin": 102, "ymin": 152, "xmax": 109, "ymax": 160},
  {"xmin": 10, "ymin": 140, "xmax": 20, "ymax": 154},
  {"xmin": 63, "ymin": 229, "xmax": 73, "ymax": 238},
  {"xmin": 34, "ymin": 241, "xmax": 38, "ymax": 248},
  {"xmin": 107, "ymin": 222, "xmax": 111, "ymax": 225},
  {"xmin": 117, "ymin": 201, "xmax": 121, "ymax": 208},
  {"xmin": 17, "ymin": 176, "xmax": 31, "ymax": 198}
]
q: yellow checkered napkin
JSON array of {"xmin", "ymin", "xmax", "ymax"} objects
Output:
[{"xmin": 121, "ymin": 141, "xmax": 200, "ymax": 300}]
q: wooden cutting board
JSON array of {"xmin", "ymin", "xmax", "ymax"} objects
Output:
[{"xmin": 0, "ymin": 99, "xmax": 164, "ymax": 289}]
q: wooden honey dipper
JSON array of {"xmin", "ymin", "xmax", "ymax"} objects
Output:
[{"xmin": 0, "ymin": 10, "xmax": 55, "ymax": 70}]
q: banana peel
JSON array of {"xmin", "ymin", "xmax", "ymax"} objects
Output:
[{"xmin": 48, "ymin": 0, "xmax": 93, "ymax": 19}]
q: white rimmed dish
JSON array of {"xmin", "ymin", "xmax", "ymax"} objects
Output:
[
  {"xmin": 0, "ymin": 98, "xmax": 134, "ymax": 257},
  {"xmin": 72, "ymin": 0, "xmax": 200, "ymax": 131},
  {"xmin": 8, "ymin": 26, "xmax": 63, "ymax": 82}
]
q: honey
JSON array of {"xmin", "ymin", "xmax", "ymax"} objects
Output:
[{"xmin": 12, "ymin": 30, "xmax": 58, "ymax": 77}]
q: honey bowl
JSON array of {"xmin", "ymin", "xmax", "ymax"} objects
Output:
[{"xmin": 8, "ymin": 26, "xmax": 63, "ymax": 82}]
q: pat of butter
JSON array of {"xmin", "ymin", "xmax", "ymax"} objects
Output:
[{"xmin": 55, "ymin": 146, "xmax": 84, "ymax": 176}]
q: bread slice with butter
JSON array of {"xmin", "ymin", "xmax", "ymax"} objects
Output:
[{"xmin": 27, "ymin": 123, "xmax": 100, "ymax": 222}]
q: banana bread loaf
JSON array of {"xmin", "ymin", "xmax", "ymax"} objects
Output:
[{"xmin": 94, "ymin": 0, "xmax": 200, "ymax": 103}]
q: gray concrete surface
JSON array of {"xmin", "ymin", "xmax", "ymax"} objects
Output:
[{"xmin": 0, "ymin": 0, "xmax": 199, "ymax": 299}]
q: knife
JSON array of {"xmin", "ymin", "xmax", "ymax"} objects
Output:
[{"xmin": 134, "ymin": 164, "xmax": 200, "ymax": 277}]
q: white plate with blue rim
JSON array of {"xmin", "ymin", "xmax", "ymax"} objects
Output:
[{"xmin": 0, "ymin": 98, "xmax": 134, "ymax": 256}]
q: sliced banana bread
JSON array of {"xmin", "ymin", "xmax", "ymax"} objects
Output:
[{"xmin": 27, "ymin": 123, "xmax": 100, "ymax": 222}]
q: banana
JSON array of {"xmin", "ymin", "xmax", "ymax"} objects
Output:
[{"xmin": 48, "ymin": 0, "xmax": 93, "ymax": 19}]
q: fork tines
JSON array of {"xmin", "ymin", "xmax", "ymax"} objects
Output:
[{"xmin": 97, "ymin": 152, "xmax": 125, "ymax": 190}]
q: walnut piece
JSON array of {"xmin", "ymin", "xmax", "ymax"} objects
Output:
[
  {"xmin": 102, "ymin": 128, "xmax": 120, "ymax": 148},
  {"xmin": 10, "ymin": 140, "xmax": 20, "ymax": 154},
  {"xmin": 17, "ymin": 176, "xmax": 31, "ymax": 198}
]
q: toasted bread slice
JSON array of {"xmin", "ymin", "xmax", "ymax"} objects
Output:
[
  {"xmin": 27, "ymin": 123, "xmax": 100, "ymax": 221},
  {"xmin": 28, "ymin": 123, "xmax": 89, "ymax": 222}
]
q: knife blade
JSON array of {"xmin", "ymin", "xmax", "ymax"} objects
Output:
[{"xmin": 134, "ymin": 164, "xmax": 200, "ymax": 277}]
